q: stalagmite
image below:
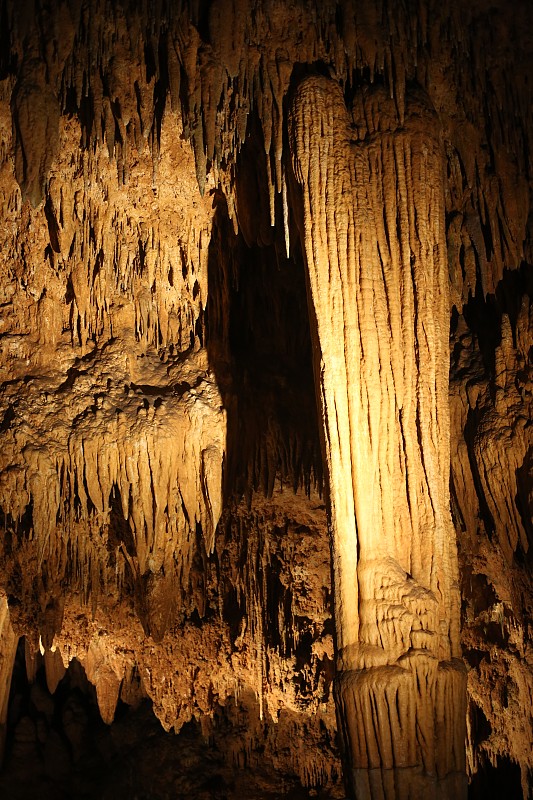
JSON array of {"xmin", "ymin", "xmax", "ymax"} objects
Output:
[
  {"xmin": 289, "ymin": 76, "xmax": 467, "ymax": 798},
  {"xmin": 0, "ymin": 0, "xmax": 531, "ymax": 796}
]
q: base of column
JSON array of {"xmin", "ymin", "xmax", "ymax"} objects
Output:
[
  {"xmin": 351, "ymin": 766, "xmax": 468, "ymax": 800},
  {"xmin": 335, "ymin": 656, "xmax": 467, "ymax": 800}
]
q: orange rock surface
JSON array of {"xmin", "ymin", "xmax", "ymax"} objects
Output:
[{"xmin": 0, "ymin": 1, "xmax": 531, "ymax": 798}]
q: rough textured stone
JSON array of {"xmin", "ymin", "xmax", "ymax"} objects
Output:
[{"xmin": 0, "ymin": 1, "xmax": 531, "ymax": 797}]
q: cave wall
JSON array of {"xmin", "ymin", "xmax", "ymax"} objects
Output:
[{"xmin": 0, "ymin": 1, "xmax": 531, "ymax": 798}]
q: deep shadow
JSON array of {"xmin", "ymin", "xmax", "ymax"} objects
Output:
[
  {"xmin": 469, "ymin": 756, "xmax": 523, "ymax": 799},
  {"xmin": 1, "ymin": 638, "xmax": 339, "ymax": 799},
  {"xmin": 462, "ymin": 261, "xmax": 533, "ymax": 378},
  {"xmin": 204, "ymin": 117, "xmax": 323, "ymax": 504}
]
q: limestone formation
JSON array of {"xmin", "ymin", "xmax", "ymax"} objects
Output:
[
  {"xmin": 0, "ymin": 595, "xmax": 17, "ymax": 765},
  {"xmin": 289, "ymin": 76, "xmax": 466, "ymax": 797},
  {"xmin": 0, "ymin": 1, "xmax": 531, "ymax": 798}
]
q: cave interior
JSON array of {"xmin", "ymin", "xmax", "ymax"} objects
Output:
[{"xmin": 0, "ymin": 1, "xmax": 532, "ymax": 798}]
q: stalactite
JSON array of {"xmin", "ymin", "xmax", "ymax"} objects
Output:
[
  {"xmin": 449, "ymin": 263, "xmax": 533, "ymax": 789},
  {"xmin": 43, "ymin": 647, "xmax": 66, "ymax": 695},
  {"xmin": 0, "ymin": 0, "xmax": 532, "ymax": 795},
  {"xmin": 0, "ymin": 99, "xmax": 226, "ymax": 641}
]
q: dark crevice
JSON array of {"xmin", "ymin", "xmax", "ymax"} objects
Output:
[
  {"xmin": 469, "ymin": 755, "xmax": 523, "ymax": 800},
  {"xmin": 205, "ymin": 128, "xmax": 323, "ymax": 502}
]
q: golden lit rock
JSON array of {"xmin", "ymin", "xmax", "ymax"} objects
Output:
[{"xmin": 0, "ymin": 1, "xmax": 531, "ymax": 797}]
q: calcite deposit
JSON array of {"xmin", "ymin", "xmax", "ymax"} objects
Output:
[
  {"xmin": 0, "ymin": 1, "xmax": 531, "ymax": 798},
  {"xmin": 289, "ymin": 75, "xmax": 466, "ymax": 797}
]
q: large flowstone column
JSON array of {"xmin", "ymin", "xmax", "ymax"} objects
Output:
[{"xmin": 289, "ymin": 76, "xmax": 467, "ymax": 799}]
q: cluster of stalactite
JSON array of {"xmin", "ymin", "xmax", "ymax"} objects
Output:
[
  {"xmin": 2, "ymin": 0, "xmax": 531, "ymax": 284},
  {"xmin": 0, "ymin": 90, "xmax": 227, "ymax": 645},
  {"xmin": 0, "ymin": 335, "xmax": 226, "ymax": 633},
  {"xmin": 0, "ymin": 494, "xmax": 343, "ymax": 796},
  {"xmin": 0, "ymin": 0, "xmax": 531, "ymax": 797},
  {"xmin": 449, "ymin": 265, "xmax": 533, "ymax": 796}
]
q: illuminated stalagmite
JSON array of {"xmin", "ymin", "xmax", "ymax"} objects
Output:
[
  {"xmin": 0, "ymin": 1, "xmax": 531, "ymax": 798},
  {"xmin": 289, "ymin": 77, "xmax": 466, "ymax": 797}
]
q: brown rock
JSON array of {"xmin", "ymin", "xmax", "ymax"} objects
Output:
[{"xmin": 0, "ymin": 1, "xmax": 531, "ymax": 798}]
